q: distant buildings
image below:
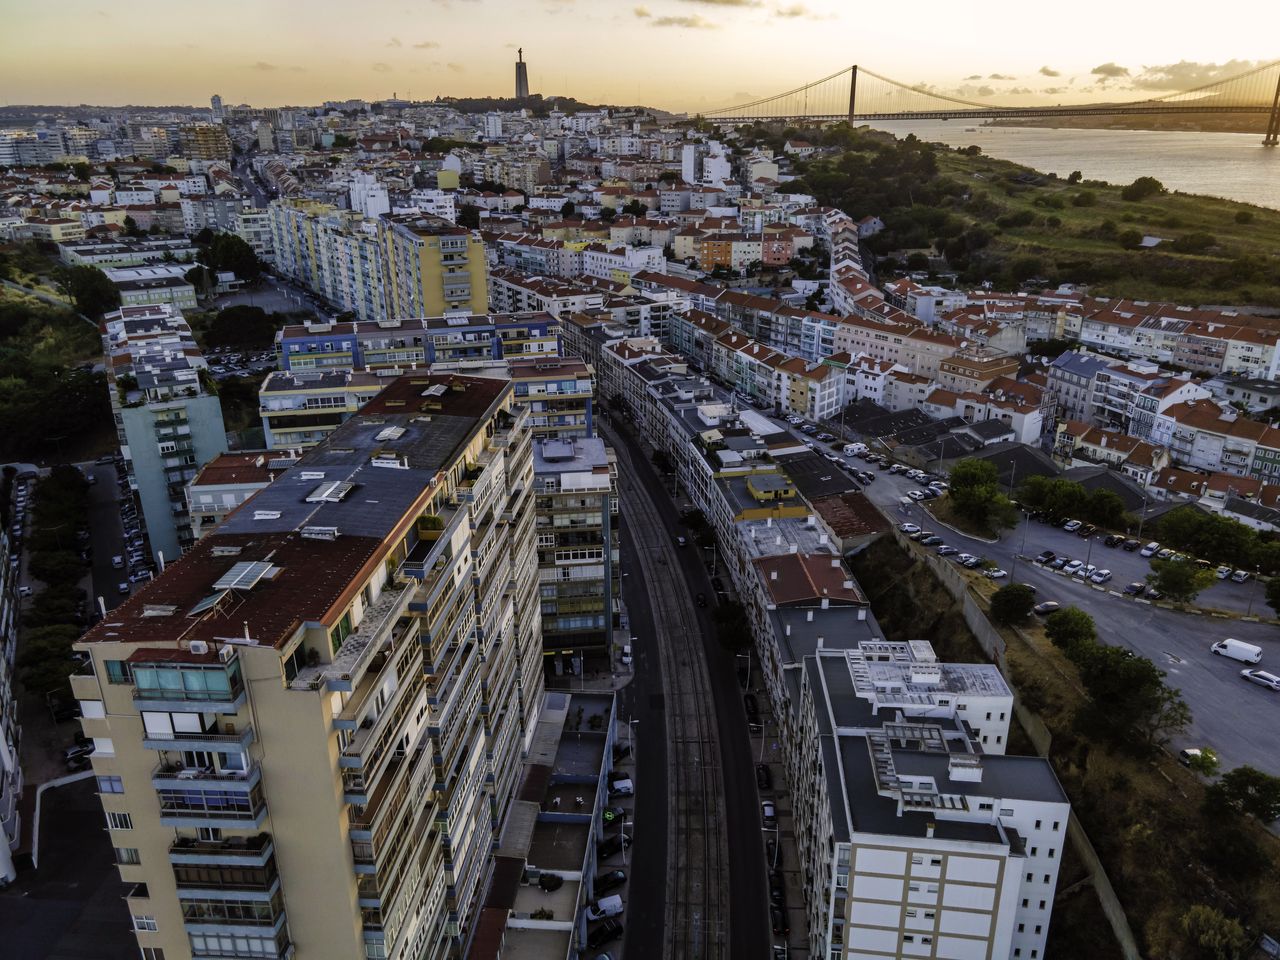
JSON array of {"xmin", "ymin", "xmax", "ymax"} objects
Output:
[{"xmin": 104, "ymin": 304, "xmax": 228, "ymax": 562}]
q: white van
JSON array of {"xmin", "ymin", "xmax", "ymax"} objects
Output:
[
  {"xmin": 586, "ymin": 894, "xmax": 624, "ymax": 921},
  {"xmin": 1210, "ymin": 638, "xmax": 1263, "ymax": 664},
  {"xmin": 620, "ymin": 644, "xmax": 632, "ymax": 666},
  {"xmin": 843, "ymin": 442, "xmax": 867, "ymax": 457}
]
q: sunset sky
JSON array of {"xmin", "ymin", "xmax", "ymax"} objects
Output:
[{"xmin": 0, "ymin": 0, "xmax": 1273, "ymax": 112}]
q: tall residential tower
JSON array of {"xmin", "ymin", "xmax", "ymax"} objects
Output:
[{"xmin": 74, "ymin": 373, "xmax": 544, "ymax": 960}]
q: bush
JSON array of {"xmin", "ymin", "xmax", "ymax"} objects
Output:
[
  {"xmin": 1234, "ymin": 210, "xmax": 1254, "ymax": 224},
  {"xmin": 1172, "ymin": 232, "xmax": 1217, "ymax": 254},
  {"xmin": 1044, "ymin": 606, "xmax": 1096, "ymax": 655},
  {"xmin": 1070, "ymin": 191, "xmax": 1096, "ymax": 207},
  {"xmin": 1206, "ymin": 766, "xmax": 1280, "ymax": 822},
  {"xmin": 1120, "ymin": 176, "xmax": 1166, "ymax": 202},
  {"xmin": 1117, "ymin": 229, "xmax": 1144, "ymax": 249}
]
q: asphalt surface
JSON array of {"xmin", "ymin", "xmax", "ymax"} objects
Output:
[
  {"xmin": 85, "ymin": 461, "xmax": 128, "ymax": 615},
  {"xmin": 604, "ymin": 417, "xmax": 770, "ymax": 959},
  {"xmin": 615, "ymin": 522, "xmax": 670, "ymax": 960},
  {"xmin": 0, "ymin": 778, "xmax": 134, "ymax": 960},
  {"xmin": 771, "ymin": 418, "xmax": 1280, "ymax": 776}
]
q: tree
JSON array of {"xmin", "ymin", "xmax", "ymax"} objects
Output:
[
  {"xmin": 1070, "ymin": 190, "xmax": 1096, "ymax": 207},
  {"xmin": 1044, "ymin": 606, "xmax": 1095, "ymax": 656},
  {"xmin": 1187, "ymin": 747, "xmax": 1220, "ymax": 777},
  {"xmin": 205, "ymin": 233, "xmax": 261, "ymax": 280},
  {"xmin": 1120, "ymin": 176, "xmax": 1166, "ymax": 201},
  {"xmin": 1206, "ymin": 765, "xmax": 1280, "ymax": 822},
  {"xmin": 947, "ymin": 458, "xmax": 1017, "ymax": 531},
  {"xmin": 1179, "ymin": 905, "xmax": 1249, "ymax": 960},
  {"xmin": 1085, "ymin": 489, "xmax": 1126, "ymax": 528},
  {"xmin": 560, "ymin": 199, "xmax": 576, "ymax": 217},
  {"xmin": 1147, "ymin": 559, "xmax": 1215, "ymax": 604},
  {"xmin": 122, "ymin": 215, "xmax": 141, "ymax": 236},
  {"xmin": 54, "ymin": 264, "xmax": 121, "ymax": 317},
  {"xmin": 711, "ymin": 601, "xmax": 750, "ymax": 650},
  {"xmin": 1073, "ymin": 644, "xmax": 1191, "ymax": 748},
  {"xmin": 1117, "ymin": 228, "xmax": 1144, "ymax": 249},
  {"xmin": 990, "ymin": 584, "xmax": 1035, "ymax": 625},
  {"xmin": 1267, "ymin": 576, "xmax": 1280, "ymax": 616},
  {"xmin": 456, "ymin": 206, "xmax": 480, "ymax": 229},
  {"xmin": 621, "ymin": 199, "xmax": 647, "ymax": 217},
  {"xmin": 1234, "ymin": 210, "xmax": 1254, "ymax": 224},
  {"xmin": 28, "ymin": 550, "xmax": 85, "ymax": 588},
  {"xmin": 71, "ymin": 161, "xmax": 92, "ymax": 182},
  {"xmin": 1066, "ymin": 170, "xmax": 1082, "ymax": 184}
]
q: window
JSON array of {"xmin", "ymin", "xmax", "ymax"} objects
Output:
[
  {"xmin": 198, "ymin": 827, "xmax": 222, "ymax": 842},
  {"xmin": 1018, "ymin": 923, "xmax": 1025, "ymax": 933},
  {"xmin": 1025, "ymin": 872, "xmax": 1033, "ymax": 883},
  {"xmin": 1035, "ymin": 925, "xmax": 1042, "ymax": 935},
  {"xmin": 140, "ymin": 949, "xmax": 165, "ymax": 960},
  {"xmin": 1039, "ymin": 900, "xmax": 1046, "ymax": 910},
  {"xmin": 1053, "ymin": 821, "xmax": 1061, "ymax": 831},
  {"xmin": 1021, "ymin": 898, "xmax": 1029, "ymax": 908},
  {"xmin": 1034, "ymin": 819, "xmax": 1041, "ymax": 830},
  {"xmin": 1044, "ymin": 874, "xmax": 1051, "ymax": 883},
  {"xmin": 105, "ymin": 660, "xmax": 132, "ymax": 684},
  {"xmin": 132, "ymin": 915, "xmax": 158, "ymax": 932},
  {"xmin": 115, "ymin": 847, "xmax": 141, "ymax": 865},
  {"xmin": 107, "ymin": 811, "xmax": 133, "ymax": 830},
  {"xmin": 97, "ymin": 775, "xmax": 125, "ymax": 794}
]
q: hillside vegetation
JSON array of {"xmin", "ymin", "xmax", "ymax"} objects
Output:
[{"xmin": 770, "ymin": 123, "xmax": 1280, "ymax": 306}]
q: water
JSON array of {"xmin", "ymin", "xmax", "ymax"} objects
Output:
[{"xmin": 870, "ymin": 120, "xmax": 1280, "ymax": 210}]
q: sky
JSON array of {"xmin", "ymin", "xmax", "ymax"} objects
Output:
[{"xmin": 0, "ymin": 0, "xmax": 1275, "ymax": 113}]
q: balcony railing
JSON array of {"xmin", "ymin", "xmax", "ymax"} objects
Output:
[
  {"xmin": 169, "ymin": 833, "xmax": 273, "ymax": 865},
  {"xmin": 153, "ymin": 761, "xmax": 261, "ymax": 792}
]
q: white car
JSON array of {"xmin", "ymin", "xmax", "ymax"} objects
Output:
[
  {"xmin": 1139, "ymin": 542, "xmax": 1160, "ymax": 558},
  {"xmin": 1063, "ymin": 560, "xmax": 1084, "ymax": 575},
  {"xmin": 983, "ymin": 568, "xmax": 1008, "ymax": 579},
  {"xmin": 111, "ymin": 555, "xmax": 124, "ymax": 569},
  {"xmin": 1231, "ymin": 570, "xmax": 1251, "ymax": 583},
  {"xmin": 900, "ymin": 523, "xmax": 920, "ymax": 534},
  {"xmin": 1090, "ymin": 569, "xmax": 1112, "ymax": 584},
  {"xmin": 1215, "ymin": 565, "xmax": 1232, "ymax": 579},
  {"xmin": 956, "ymin": 553, "xmax": 978, "ymax": 565},
  {"xmin": 907, "ymin": 490, "xmax": 926, "ymax": 501},
  {"xmin": 1063, "ymin": 520, "xmax": 1082, "ymax": 533},
  {"xmin": 1240, "ymin": 669, "xmax": 1280, "ymax": 692}
]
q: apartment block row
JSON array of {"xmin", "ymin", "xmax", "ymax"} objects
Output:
[
  {"xmin": 74, "ymin": 373, "xmax": 545, "ymax": 960},
  {"xmin": 574, "ymin": 321, "xmax": 1069, "ymax": 960}
]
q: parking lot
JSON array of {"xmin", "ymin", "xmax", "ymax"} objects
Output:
[{"xmin": 204, "ymin": 346, "xmax": 278, "ymax": 382}]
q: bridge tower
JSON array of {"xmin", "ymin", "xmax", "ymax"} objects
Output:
[
  {"xmin": 1266, "ymin": 70, "xmax": 1280, "ymax": 146},
  {"xmin": 848, "ymin": 65, "xmax": 858, "ymax": 123}
]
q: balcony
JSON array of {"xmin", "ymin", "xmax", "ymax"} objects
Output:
[
  {"xmin": 132, "ymin": 675, "xmax": 246, "ymax": 714},
  {"xmin": 143, "ymin": 725, "xmax": 254, "ymax": 753},
  {"xmin": 159, "ymin": 793, "xmax": 267, "ymax": 830},
  {"xmin": 169, "ymin": 833, "xmax": 274, "ymax": 867},
  {"xmin": 153, "ymin": 761, "xmax": 261, "ymax": 793}
]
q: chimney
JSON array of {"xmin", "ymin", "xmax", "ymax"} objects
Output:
[
  {"xmin": 806, "ymin": 610, "xmax": 814, "ymax": 622},
  {"xmin": 770, "ymin": 570, "xmax": 778, "ymax": 581},
  {"xmin": 926, "ymin": 822, "xmax": 935, "ymax": 839},
  {"xmin": 785, "ymin": 624, "xmax": 791, "ymax": 636},
  {"xmin": 821, "ymin": 597, "xmax": 829, "ymax": 609},
  {"xmin": 831, "ymin": 558, "xmax": 840, "ymax": 568}
]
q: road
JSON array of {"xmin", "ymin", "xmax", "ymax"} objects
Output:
[
  {"xmin": 605, "ymin": 418, "xmax": 770, "ymax": 960},
  {"xmin": 615, "ymin": 523, "xmax": 670, "ymax": 960},
  {"xmin": 84, "ymin": 462, "xmax": 128, "ymax": 615},
  {"xmin": 766, "ymin": 418, "xmax": 1280, "ymax": 776}
]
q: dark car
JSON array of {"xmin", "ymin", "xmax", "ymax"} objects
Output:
[
  {"xmin": 51, "ymin": 700, "xmax": 81, "ymax": 723},
  {"xmin": 65, "ymin": 754, "xmax": 93, "ymax": 773},
  {"xmin": 61, "ymin": 741, "xmax": 95, "ymax": 763},
  {"xmin": 1077, "ymin": 523, "xmax": 1097, "ymax": 538},
  {"xmin": 936, "ymin": 545, "xmax": 959, "ymax": 556},
  {"xmin": 1034, "ymin": 551, "xmax": 1055, "ymax": 564},
  {"xmin": 756, "ymin": 763, "xmax": 773, "ymax": 790},
  {"xmin": 1121, "ymin": 539, "xmax": 1141, "ymax": 551},
  {"xmin": 595, "ymin": 869, "xmax": 627, "ymax": 895},
  {"xmin": 587, "ymin": 919, "xmax": 624, "ymax": 950},
  {"xmin": 858, "ymin": 471, "xmax": 875, "ymax": 483},
  {"xmin": 1123, "ymin": 582, "xmax": 1146, "ymax": 596},
  {"xmin": 771, "ymin": 907, "xmax": 789, "ymax": 936},
  {"xmin": 743, "ymin": 694, "xmax": 760, "ymax": 724},
  {"xmin": 695, "ymin": 592, "xmax": 707, "ymax": 608},
  {"xmin": 920, "ymin": 536, "xmax": 944, "ymax": 546},
  {"xmin": 770, "ymin": 878, "xmax": 786, "ymax": 905},
  {"xmin": 1104, "ymin": 534, "xmax": 1125, "ymax": 547},
  {"xmin": 1049, "ymin": 556, "xmax": 1069, "ymax": 570},
  {"xmin": 596, "ymin": 833, "xmax": 633, "ymax": 859}
]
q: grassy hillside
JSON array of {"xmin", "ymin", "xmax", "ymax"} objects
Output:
[{"xmin": 781, "ymin": 124, "xmax": 1280, "ymax": 307}]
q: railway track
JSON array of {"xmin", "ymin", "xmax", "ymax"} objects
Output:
[{"xmin": 611, "ymin": 435, "xmax": 729, "ymax": 959}]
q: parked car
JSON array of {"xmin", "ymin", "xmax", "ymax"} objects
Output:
[
  {"xmin": 743, "ymin": 694, "xmax": 760, "ymax": 724},
  {"xmin": 761, "ymin": 801, "xmax": 777, "ymax": 828},
  {"xmin": 17, "ymin": 585, "xmax": 32, "ymax": 598},
  {"xmin": 961, "ymin": 557, "xmax": 984, "ymax": 569},
  {"xmin": 65, "ymin": 754, "xmax": 93, "ymax": 773},
  {"xmin": 1121, "ymin": 539, "xmax": 1141, "ymax": 552},
  {"xmin": 1063, "ymin": 560, "xmax": 1084, "ymax": 575},
  {"xmin": 1145, "ymin": 587, "xmax": 1163, "ymax": 601},
  {"xmin": 1231, "ymin": 570, "xmax": 1251, "ymax": 583},
  {"xmin": 956, "ymin": 553, "xmax": 978, "ymax": 565},
  {"xmin": 1103, "ymin": 534, "xmax": 1125, "ymax": 547},
  {"xmin": 756, "ymin": 763, "xmax": 772, "ymax": 790},
  {"xmin": 936, "ymin": 545, "xmax": 959, "ymax": 556},
  {"xmin": 1123, "ymin": 582, "xmax": 1146, "ymax": 596},
  {"xmin": 596, "ymin": 833, "xmax": 633, "ymax": 859},
  {"xmin": 61, "ymin": 741, "xmax": 95, "ymax": 763},
  {"xmin": 1035, "ymin": 551, "xmax": 1055, "ymax": 564},
  {"xmin": 595, "ymin": 869, "xmax": 627, "ymax": 895},
  {"xmin": 1049, "ymin": 556, "xmax": 1070, "ymax": 570},
  {"xmin": 117, "ymin": 581, "xmax": 131, "ymax": 595},
  {"xmin": 907, "ymin": 490, "xmax": 926, "ymax": 501},
  {"xmin": 1211, "ymin": 639, "xmax": 1263, "ymax": 663},
  {"xmin": 771, "ymin": 906, "xmax": 789, "ymax": 936},
  {"xmin": 1240, "ymin": 669, "xmax": 1280, "ymax": 692},
  {"xmin": 920, "ymin": 536, "xmax": 943, "ymax": 546},
  {"xmin": 1156, "ymin": 548, "xmax": 1175, "ymax": 560},
  {"xmin": 1139, "ymin": 542, "xmax": 1160, "ymax": 557},
  {"xmin": 900, "ymin": 523, "xmax": 920, "ymax": 534},
  {"xmin": 1215, "ymin": 565, "xmax": 1233, "ymax": 580},
  {"xmin": 983, "ymin": 568, "xmax": 1008, "ymax": 579},
  {"xmin": 586, "ymin": 895, "xmax": 625, "ymax": 921},
  {"xmin": 608, "ymin": 778, "xmax": 634, "ymax": 798},
  {"xmin": 1063, "ymin": 519, "xmax": 1082, "ymax": 532},
  {"xmin": 1090, "ymin": 569, "xmax": 1112, "ymax": 584},
  {"xmin": 1077, "ymin": 523, "xmax": 1097, "ymax": 538},
  {"xmin": 587, "ymin": 919, "xmax": 624, "ymax": 950},
  {"xmin": 1033, "ymin": 601, "xmax": 1061, "ymax": 615}
]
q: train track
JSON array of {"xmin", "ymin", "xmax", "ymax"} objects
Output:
[{"xmin": 611, "ymin": 433, "xmax": 728, "ymax": 959}]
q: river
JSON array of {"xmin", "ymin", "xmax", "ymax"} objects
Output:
[{"xmin": 870, "ymin": 120, "xmax": 1280, "ymax": 210}]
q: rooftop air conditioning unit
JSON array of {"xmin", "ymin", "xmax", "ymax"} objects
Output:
[
  {"xmin": 188, "ymin": 640, "xmax": 210, "ymax": 655},
  {"xmin": 218, "ymin": 646, "xmax": 236, "ymax": 664}
]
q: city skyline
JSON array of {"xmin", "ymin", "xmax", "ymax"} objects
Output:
[{"xmin": 1, "ymin": 0, "xmax": 1274, "ymax": 111}]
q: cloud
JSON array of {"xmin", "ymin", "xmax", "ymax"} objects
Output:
[
  {"xmin": 977, "ymin": 85, "xmax": 996, "ymax": 97},
  {"xmin": 1008, "ymin": 86, "xmax": 1032, "ymax": 95},
  {"xmin": 988, "ymin": 73, "xmax": 1015, "ymax": 80},
  {"xmin": 774, "ymin": 3, "xmax": 828, "ymax": 16},
  {"xmin": 250, "ymin": 61, "xmax": 278, "ymax": 71},
  {"xmin": 446, "ymin": 62, "xmax": 465, "ymax": 72},
  {"xmin": 1041, "ymin": 86, "xmax": 1066, "ymax": 95},
  {"xmin": 1039, "ymin": 66, "xmax": 1060, "ymax": 77},
  {"xmin": 387, "ymin": 37, "xmax": 402, "ymax": 47},
  {"xmin": 1130, "ymin": 59, "xmax": 1263, "ymax": 92},
  {"xmin": 414, "ymin": 40, "xmax": 440, "ymax": 49},
  {"xmin": 650, "ymin": 13, "xmax": 718, "ymax": 26},
  {"xmin": 634, "ymin": 4, "xmax": 651, "ymax": 14},
  {"xmin": 288, "ymin": 66, "xmax": 307, "ymax": 73},
  {"xmin": 964, "ymin": 74, "xmax": 982, "ymax": 81},
  {"xmin": 372, "ymin": 62, "xmax": 392, "ymax": 72},
  {"xmin": 1091, "ymin": 62, "xmax": 1130, "ymax": 82},
  {"xmin": 678, "ymin": 0, "xmax": 758, "ymax": 4}
]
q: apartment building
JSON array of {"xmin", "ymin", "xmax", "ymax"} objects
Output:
[
  {"xmin": 72, "ymin": 373, "xmax": 544, "ymax": 960},
  {"xmin": 379, "ymin": 213, "xmax": 489, "ymax": 318},
  {"xmin": 487, "ymin": 268, "xmax": 605, "ymax": 319},
  {"xmin": 268, "ymin": 201, "xmax": 387, "ymax": 323},
  {"xmin": 1043, "ymin": 352, "xmax": 1114, "ymax": 424},
  {"xmin": 234, "ymin": 208, "xmax": 275, "ymax": 265},
  {"xmin": 180, "ymin": 123, "xmax": 233, "ymax": 161},
  {"xmin": 533, "ymin": 438, "xmax": 619, "ymax": 665},
  {"xmin": 104, "ymin": 305, "xmax": 229, "ymax": 562},
  {"xmin": 509, "ymin": 357, "xmax": 596, "ymax": 441},
  {"xmin": 184, "ymin": 453, "xmax": 292, "ymax": 539},
  {"xmin": 1151, "ymin": 398, "xmax": 1280, "ymax": 481},
  {"xmin": 59, "ymin": 237, "xmax": 201, "ymax": 267},
  {"xmin": 259, "ymin": 370, "xmax": 386, "ymax": 449}
]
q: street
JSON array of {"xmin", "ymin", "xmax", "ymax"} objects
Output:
[
  {"xmin": 604, "ymin": 418, "xmax": 771, "ymax": 960},
  {"xmin": 85, "ymin": 462, "xmax": 127, "ymax": 615}
]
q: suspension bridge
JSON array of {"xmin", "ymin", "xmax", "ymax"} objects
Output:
[{"xmin": 703, "ymin": 61, "xmax": 1280, "ymax": 145}]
